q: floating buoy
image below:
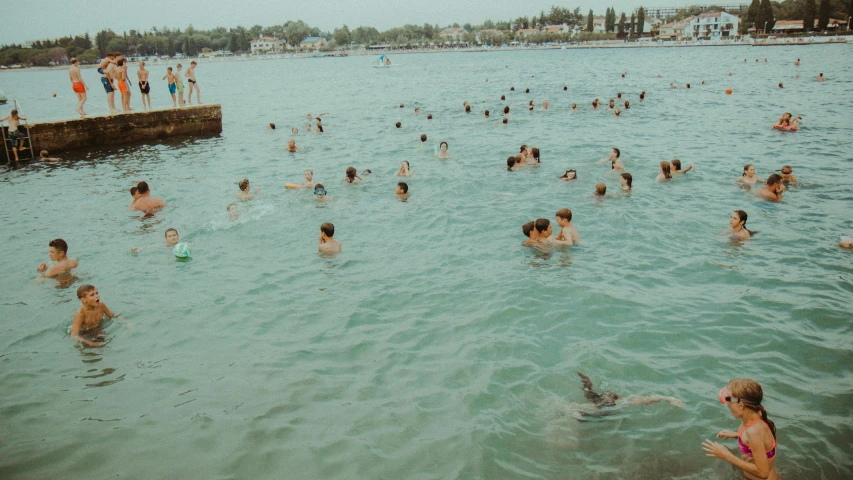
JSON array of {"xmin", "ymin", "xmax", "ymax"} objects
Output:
[{"xmin": 725, "ymin": 88, "xmax": 733, "ymax": 95}]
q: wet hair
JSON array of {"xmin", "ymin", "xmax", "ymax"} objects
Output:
[
  {"xmin": 727, "ymin": 379, "xmax": 776, "ymax": 439},
  {"xmin": 316, "ymin": 124, "xmax": 324, "ymax": 133},
  {"xmin": 612, "ymin": 148, "xmax": 620, "ymax": 158},
  {"xmin": 624, "ymin": 101, "xmax": 630, "ymax": 108},
  {"xmin": 620, "ymin": 172, "xmax": 633, "ymax": 187},
  {"xmin": 559, "ymin": 169, "xmax": 577, "ymax": 179},
  {"xmin": 464, "ymin": 105, "xmax": 471, "ymax": 112},
  {"xmin": 395, "ymin": 122, "xmax": 401, "ymax": 128},
  {"xmin": 614, "ymin": 109, "xmax": 621, "ymax": 116},
  {"xmin": 734, "ymin": 210, "xmax": 748, "ymax": 226},
  {"xmin": 609, "ymin": 98, "xmax": 615, "ymax": 105},
  {"xmin": 345, "ymin": 167, "xmax": 357, "ymax": 180},
  {"xmin": 781, "ymin": 165, "xmax": 792, "ymax": 174},
  {"xmin": 571, "ymin": 103, "xmax": 577, "ymax": 109},
  {"xmin": 117, "ymin": 59, "xmax": 125, "ymax": 67},
  {"xmin": 528, "ymin": 105, "xmax": 534, "ymax": 111},
  {"xmin": 484, "ymin": 110, "xmax": 489, "ymax": 117},
  {"xmin": 77, "ymin": 284, "xmax": 96, "ymax": 299},
  {"xmin": 617, "ymin": 92, "xmax": 622, "ymax": 98},
  {"xmin": 563, "ymin": 86, "xmax": 567, "ymax": 91},
  {"xmin": 106, "ymin": 53, "xmax": 116, "ymax": 58},
  {"xmin": 426, "ymin": 114, "xmax": 432, "ymax": 120},
  {"xmin": 320, "ymin": 222, "xmax": 335, "ymax": 237},
  {"xmin": 239, "ymin": 178, "xmax": 250, "ymax": 191},
  {"xmin": 528, "ymin": 100, "xmax": 534, "ymax": 106},
  {"xmin": 743, "ymin": 164, "xmax": 754, "ymax": 176},
  {"xmin": 502, "ymin": 118, "xmax": 508, "ymax": 124},
  {"xmin": 510, "ymin": 86, "xmax": 515, "ymax": 91},
  {"xmin": 671, "ymin": 159, "xmax": 682, "ymax": 170},
  {"xmin": 578, "ymin": 372, "xmax": 620, "ymax": 407},
  {"xmin": 501, "ymin": 95, "xmax": 506, "ymax": 100},
  {"xmin": 555, "ymin": 208, "xmax": 572, "ymax": 222},
  {"xmin": 531, "ymin": 147, "xmax": 540, "ymax": 163},
  {"xmin": 522, "ymin": 221, "xmax": 535, "ymax": 238},
  {"xmin": 314, "ymin": 182, "xmax": 326, "ymax": 193},
  {"xmin": 40, "ymin": 150, "xmax": 49, "ymax": 158},
  {"xmin": 660, "ymin": 161, "xmax": 672, "ymax": 179},
  {"xmin": 686, "ymin": 83, "xmax": 691, "ymax": 88},
  {"xmin": 397, "ymin": 182, "xmax": 408, "ymax": 193},
  {"xmin": 362, "ymin": 170, "xmax": 371, "ymax": 175},
  {"xmin": 176, "ymin": 63, "xmax": 182, "ymax": 68},
  {"xmin": 520, "ymin": 144, "xmax": 528, "ymax": 154},
  {"xmin": 269, "ymin": 123, "xmax": 275, "ymax": 129},
  {"xmin": 11, "ymin": 109, "xmax": 19, "ymax": 119},
  {"xmin": 70, "ymin": 57, "xmax": 78, "ymax": 64},
  {"xmin": 130, "ymin": 186, "xmax": 138, "ymax": 196},
  {"xmin": 191, "ymin": 61, "xmax": 197, "ymax": 65},
  {"xmin": 766, "ymin": 173, "xmax": 782, "ymax": 185},
  {"xmin": 304, "ymin": 168, "xmax": 313, "ymax": 176},
  {"xmin": 49, "ymin": 238, "xmax": 68, "ymax": 254},
  {"xmin": 503, "ymin": 106, "xmax": 509, "ymax": 114},
  {"xmin": 399, "ymin": 104, "xmax": 404, "ymax": 108},
  {"xmin": 440, "ymin": 141, "xmax": 448, "ymax": 150},
  {"xmin": 595, "ymin": 182, "xmax": 606, "ymax": 195},
  {"xmin": 534, "ymin": 218, "xmax": 550, "ymax": 233},
  {"xmin": 778, "ymin": 82, "xmax": 783, "ymax": 88},
  {"xmin": 506, "ymin": 156, "xmax": 517, "ymax": 170},
  {"xmin": 524, "ymin": 88, "xmax": 529, "ymax": 93},
  {"xmin": 400, "ymin": 160, "xmax": 410, "ymax": 170},
  {"xmin": 167, "ymin": 67, "xmax": 172, "ymax": 71},
  {"xmin": 137, "ymin": 181, "xmax": 150, "ymax": 194},
  {"xmin": 420, "ymin": 134, "xmax": 427, "ymax": 142}
]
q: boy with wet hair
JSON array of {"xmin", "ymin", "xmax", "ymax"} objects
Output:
[
  {"xmin": 71, "ymin": 284, "xmax": 120, "ymax": 347},
  {"xmin": 779, "ymin": 165, "xmax": 798, "ymax": 184},
  {"xmin": 162, "ymin": 67, "xmax": 177, "ymax": 107},
  {"xmin": 129, "ymin": 186, "xmax": 140, "ymax": 209},
  {"xmin": 595, "ymin": 183, "xmax": 607, "ymax": 196},
  {"xmin": 318, "ymin": 222, "xmax": 341, "ymax": 254},
  {"xmin": 132, "ymin": 181, "xmax": 167, "ymax": 211},
  {"xmin": 522, "ymin": 221, "xmax": 539, "ymax": 246},
  {"xmin": 236, "ymin": 178, "xmax": 259, "ymax": 200},
  {"xmin": 555, "ymin": 208, "xmax": 580, "ymax": 244},
  {"xmin": 396, "ymin": 182, "xmax": 409, "ymax": 199},
  {"xmin": 37, "ymin": 238, "xmax": 79, "ymax": 278}
]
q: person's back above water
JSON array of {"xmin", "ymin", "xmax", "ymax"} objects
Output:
[
  {"xmin": 131, "ymin": 181, "xmax": 167, "ymax": 211},
  {"xmin": 318, "ymin": 222, "xmax": 341, "ymax": 254}
]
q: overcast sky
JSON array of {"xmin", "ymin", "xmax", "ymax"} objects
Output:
[{"xmin": 1, "ymin": 0, "xmax": 689, "ymax": 45}]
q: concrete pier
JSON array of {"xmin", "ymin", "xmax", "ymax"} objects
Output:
[{"xmin": 26, "ymin": 104, "xmax": 222, "ymax": 154}]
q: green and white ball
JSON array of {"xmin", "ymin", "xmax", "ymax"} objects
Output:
[{"xmin": 173, "ymin": 242, "xmax": 191, "ymax": 258}]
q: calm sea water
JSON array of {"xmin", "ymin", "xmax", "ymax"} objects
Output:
[{"xmin": 1, "ymin": 46, "xmax": 852, "ymax": 479}]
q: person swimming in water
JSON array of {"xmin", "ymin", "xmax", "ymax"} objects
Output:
[
  {"xmin": 702, "ymin": 379, "xmax": 780, "ymax": 480},
  {"xmin": 657, "ymin": 161, "xmax": 672, "ymax": 182},
  {"xmin": 396, "ymin": 160, "xmax": 412, "ymax": 176},
  {"xmin": 284, "ymin": 169, "xmax": 314, "ymax": 189},
  {"xmin": 572, "ymin": 372, "xmax": 683, "ymax": 418},
  {"xmin": 506, "ymin": 156, "xmax": 522, "ymax": 171},
  {"xmin": 736, "ymin": 164, "xmax": 763, "ymax": 187},
  {"xmin": 779, "ymin": 165, "xmax": 797, "ymax": 185},
  {"xmin": 755, "ymin": 174, "xmax": 784, "ymax": 202},
  {"xmin": 559, "ymin": 169, "xmax": 577, "ymax": 181},
  {"xmin": 620, "ymin": 172, "xmax": 632, "ymax": 191},
  {"xmin": 345, "ymin": 166, "xmax": 362, "ymax": 184},
  {"xmin": 774, "ymin": 112, "xmax": 800, "ymax": 129},
  {"xmin": 671, "ymin": 159, "xmax": 694, "ymax": 174},
  {"xmin": 722, "ymin": 210, "xmax": 752, "ymax": 241},
  {"xmin": 435, "ymin": 141, "xmax": 451, "ymax": 159}
]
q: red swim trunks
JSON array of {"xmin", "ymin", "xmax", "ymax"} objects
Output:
[{"xmin": 72, "ymin": 81, "xmax": 85, "ymax": 94}]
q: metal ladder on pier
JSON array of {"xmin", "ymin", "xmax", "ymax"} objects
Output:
[{"xmin": 2, "ymin": 100, "xmax": 35, "ymax": 162}]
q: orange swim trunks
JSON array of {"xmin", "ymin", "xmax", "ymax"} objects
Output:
[
  {"xmin": 72, "ymin": 81, "xmax": 85, "ymax": 94},
  {"xmin": 117, "ymin": 81, "xmax": 128, "ymax": 94}
]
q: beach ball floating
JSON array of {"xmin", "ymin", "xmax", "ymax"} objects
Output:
[
  {"xmin": 173, "ymin": 242, "xmax": 191, "ymax": 258},
  {"xmin": 725, "ymin": 88, "xmax": 733, "ymax": 95}
]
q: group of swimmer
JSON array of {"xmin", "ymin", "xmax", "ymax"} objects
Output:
[
  {"xmin": 28, "ymin": 54, "xmax": 846, "ymax": 480},
  {"xmin": 64, "ymin": 51, "xmax": 201, "ymax": 117}
]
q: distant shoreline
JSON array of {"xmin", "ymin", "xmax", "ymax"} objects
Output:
[{"xmin": 1, "ymin": 36, "xmax": 850, "ymax": 73}]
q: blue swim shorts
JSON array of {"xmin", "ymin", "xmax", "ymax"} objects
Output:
[
  {"xmin": 168, "ymin": 83, "xmax": 177, "ymax": 95},
  {"xmin": 101, "ymin": 76, "xmax": 114, "ymax": 93}
]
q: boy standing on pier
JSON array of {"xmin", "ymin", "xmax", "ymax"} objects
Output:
[
  {"xmin": 97, "ymin": 53, "xmax": 119, "ymax": 114},
  {"xmin": 116, "ymin": 59, "xmax": 131, "ymax": 113},
  {"xmin": 175, "ymin": 64, "xmax": 186, "ymax": 106},
  {"xmin": 137, "ymin": 62, "xmax": 151, "ymax": 110},
  {"xmin": 162, "ymin": 67, "xmax": 177, "ymax": 108},
  {"xmin": 68, "ymin": 58, "xmax": 87, "ymax": 118},
  {"xmin": 186, "ymin": 61, "xmax": 200, "ymax": 105}
]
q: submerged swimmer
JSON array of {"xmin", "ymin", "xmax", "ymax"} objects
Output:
[
  {"xmin": 227, "ymin": 203, "xmax": 238, "ymax": 220},
  {"xmin": 573, "ymin": 372, "xmax": 683, "ymax": 417},
  {"xmin": 396, "ymin": 160, "xmax": 412, "ymax": 176}
]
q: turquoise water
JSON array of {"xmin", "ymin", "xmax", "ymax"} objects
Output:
[{"xmin": 1, "ymin": 46, "xmax": 852, "ymax": 479}]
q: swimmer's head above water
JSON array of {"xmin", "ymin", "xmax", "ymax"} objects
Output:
[
  {"xmin": 165, "ymin": 228, "xmax": 179, "ymax": 246},
  {"xmin": 559, "ymin": 169, "xmax": 577, "ymax": 180},
  {"xmin": 313, "ymin": 183, "xmax": 326, "ymax": 196}
]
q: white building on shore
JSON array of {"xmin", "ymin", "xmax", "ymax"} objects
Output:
[
  {"xmin": 250, "ymin": 36, "xmax": 284, "ymax": 54},
  {"xmin": 688, "ymin": 11, "xmax": 740, "ymax": 38}
]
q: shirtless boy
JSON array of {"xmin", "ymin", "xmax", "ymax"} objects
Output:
[
  {"xmin": 137, "ymin": 61, "xmax": 151, "ymax": 110},
  {"xmin": 162, "ymin": 67, "xmax": 177, "ymax": 108},
  {"xmin": 0, "ymin": 109, "xmax": 27, "ymax": 161},
  {"xmin": 236, "ymin": 178, "xmax": 259, "ymax": 200},
  {"xmin": 175, "ymin": 64, "xmax": 186, "ymax": 106},
  {"xmin": 534, "ymin": 218, "xmax": 571, "ymax": 246},
  {"xmin": 68, "ymin": 58, "xmax": 88, "ymax": 117},
  {"xmin": 555, "ymin": 208, "xmax": 581, "ymax": 244},
  {"xmin": 186, "ymin": 61, "xmax": 200, "ymax": 105},
  {"xmin": 37, "ymin": 238, "xmax": 79, "ymax": 278},
  {"xmin": 522, "ymin": 221, "xmax": 539, "ymax": 246},
  {"xmin": 116, "ymin": 59, "xmax": 131, "ymax": 112},
  {"xmin": 70, "ymin": 284, "xmax": 119, "ymax": 347},
  {"xmin": 97, "ymin": 53, "xmax": 119, "ymax": 113},
  {"xmin": 318, "ymin": 222, "xmax": 341, "ymax": 254},
  {"xmin": 132, "ymin": 181, "xmax": 167, "ymax": 211},
  {"xmin": 756, "ymin": 174, "xmax": 784, "ymax": 202},
  {"xmin": 779, "ymin": 165, "xmax": 798, "ymax": 185},
  {"xmin": 396, "ymin": 182, "xmax": 409, "ymax": 200}
]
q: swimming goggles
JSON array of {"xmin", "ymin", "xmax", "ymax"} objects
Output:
[
  {"xmin": 313, "ymin": 187, "xmax": 326, "ymax": 196},
  {"xmin": 718, "ymin": 386, "xmax": 752, "ymax": 405}
]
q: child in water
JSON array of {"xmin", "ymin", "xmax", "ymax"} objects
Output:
[
  {"xmin": 318, "ymin": 222, "xmax": 340, "ymax": 254},
  {"xmin": 37, "ymin": 238, "xmax": 79, "ymax": 278},
  {"xmin": 702, "ymin": 379, "xmax": 780, "ymax": 480},
  {"xmin": 70, "ymin": 284, "xmax": 123, "ymax": 347}
]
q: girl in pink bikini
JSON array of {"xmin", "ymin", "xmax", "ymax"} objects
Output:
[{"xmin": 702, "ymin": 379, "xmax": 780, "ymax": 480}]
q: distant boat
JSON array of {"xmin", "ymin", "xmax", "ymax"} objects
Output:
[{"xmin": 0, "ymin": 88, "xmax": 7, "ymax": 104}]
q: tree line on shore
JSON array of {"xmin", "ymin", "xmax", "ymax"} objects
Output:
[{"xmin": 1, "ymin": 0, "xmax": 851, "ymax": 67}]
